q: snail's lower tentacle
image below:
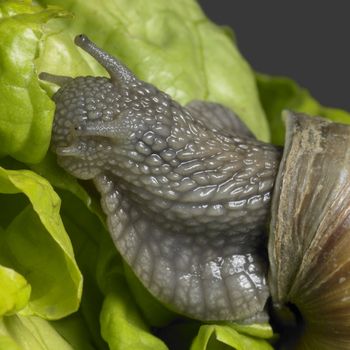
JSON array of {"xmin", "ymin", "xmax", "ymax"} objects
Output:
[{"xmin": 39, "ymin": 72, "xmax": 73, "ymax": 87}]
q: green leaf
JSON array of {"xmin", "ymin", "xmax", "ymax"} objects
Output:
[
  {"xmin": 123, "ymin": 262, "xmax": 177, "ymax": 328},
  {"xmin": 257, "ymin": 74, "xmax": 350, "ymax": 145},
  {"xmin": 50, "ymin": 312, "xmax": 97, "ymax": 350},
  {"xmin": 0, "ymin": 193, "xmax": 27, "ymax": 228},
  {"xmin": 36, "ymin": 0, "xmax": 269, "ymax": 140},
  {"xmin": 58, "ymin": 190, "xmax": 111, "ymax": 350},
  {"xmin": 0, "ymin": 1, "xmax": 69, "ymax": 163},
  {"xmin": 0, "ymin": 264, "xmax": 31, "ymax": 317},
  {"xmin": 58, "ymin": 189, "xmax": 173, "ymax": 349},
  {"xmin": 222, "ymin": 323, "xmax": 274, "ymax": 340},
  {"xmin": 57, "ymin": 189, "xmax": 168, "ymax": 349},
  {"xmin": 56, "ymin": 190, "xmax": 166, "ymax": 349},
  {"xmin": 190, "ymin": 324, "xmax": 274, "ymax": 350},
  {"xmin": 195, "ymin": 22, "xmax": 269, "ymax": 141},
  {"xmin": 100, "ymin": 278, "xmax": 169, "ymax": 350},
  {"xmin": 0, "ymin": 167, "xmax": 82, "ymax": 319},
  {"xmin": 0, "ymin": 334, "xmax": 21, "ymax": 350},
  {"xmin": 30, "ymin": 152, "xmax": 102, "ymax": 218},
  {"xmin": 0, "ymin": 315, "xmax": 75, "ymax": 350}
]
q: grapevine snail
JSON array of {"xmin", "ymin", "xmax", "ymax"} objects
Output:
[{"xmin": 40, "ymin": 35, "xmax": 350, "ymax": 349}]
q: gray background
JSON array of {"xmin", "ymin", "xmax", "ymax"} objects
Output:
[{"xmin": 198, "ymin": 1, "xmax": 350, "ymax": 111}]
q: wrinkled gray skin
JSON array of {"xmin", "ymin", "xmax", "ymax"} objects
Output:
[{"xmin": 40, "ymin": 35, "xmax": 281, "ymax": 322}]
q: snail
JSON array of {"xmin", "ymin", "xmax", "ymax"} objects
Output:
[{"xmin": 40, "ymin": 35, "xmax": 350, "ymax": 348}]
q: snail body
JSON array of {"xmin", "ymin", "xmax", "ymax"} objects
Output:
[
  {"xmin": 41, "ymin": 35, "xmax": 350, "ymax": 346},
  {"xmin": 41, "ymin": 35, "xmax": 280, "ymax": 322}
]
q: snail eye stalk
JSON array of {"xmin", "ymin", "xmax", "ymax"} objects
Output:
[
  {"xmin": 74, "ymin": 34, "xmax": 136, "ymax": 85},
  {"xmin": 38, "ymin": 72, "xmax": 73, "ymax": 87}
]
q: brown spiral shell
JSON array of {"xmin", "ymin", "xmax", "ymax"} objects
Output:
[{"xmin": 269, "ymin": 111, "xmax": 350, "ymax": 349}]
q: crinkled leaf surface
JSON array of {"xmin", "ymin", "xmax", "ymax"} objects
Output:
[
  {"xmin": 36, "ymin": 0, "xmax": 269, "ymax": 141},
  {"xmin": 0, "ymin": 167, "xmax": 82, "ymax": 319},
  {"xmin": 0, "ymin": 1, "xmax": 68, "ymax": 163},
  {"xmin": 257, "ymin": 74, "xmax": 350, "ymax": 145}
]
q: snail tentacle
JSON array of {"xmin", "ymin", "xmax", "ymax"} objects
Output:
[
  {"xmin": 74, "ymin": 34, "xmax": 135, "ymax": 85},
  {"xmin": 39, "ymin": 72, "xmax": 73, "ymax": 87}
]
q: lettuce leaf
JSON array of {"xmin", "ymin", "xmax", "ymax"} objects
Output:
[
  {"xmin": 57, "ymin": 189, "xmax": 170, "ymax": 349},
  {"xmin": 123, "ymin": 263, "xmax": 177, "ymax": 328},
  {"xmin": 36, "ymin": 0, "xmax": 270, "ymax": 141},
  {"xmin": 191, "ymin": 324, "xmax": 273, "ymax": 350},
  {"xmin": 50, "ymin": 312, "xmax": 97, "ymax": 350},
  {"xmin": 0, "ymin": 168, "xmax": 82, "ymax": 319},
  {"xmin": 0, "ymin": 1, "xmax": 68, "ymax": 163},
  {"xmin": 100, "ymin": 280, "xmax": 169, "ymax": 350},
  {"xmin": 0, "ymin": 314, "xmax": 82, "ymax": 350},
  {"xmin": 257, "ymin": 74, "xmax": 350, "ymax": 145},
  {"xmin": 0, "ymin": 264, "xmax": 31, "ymax": 317}
]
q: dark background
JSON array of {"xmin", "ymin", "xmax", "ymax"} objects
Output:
[{"xmin": 198, "ymin": 1, "xmax": 350, "ymax": 111}]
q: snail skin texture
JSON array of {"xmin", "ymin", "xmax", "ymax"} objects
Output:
[
  {"xmin": 40, "ymin": 34, "xmax": 281, "ymax": 322},
  {"xmin": 41, "ymin": 35, "xmax": 350, "ymax": 347}
]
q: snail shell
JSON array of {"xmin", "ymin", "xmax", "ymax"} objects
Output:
[
  {"xmin": 269, "ymin": 111, "xmax": 350, "ymax": 349},
  {"xmin": 40, "ymin": 35, "xmax": 281, "ymax": 322}
]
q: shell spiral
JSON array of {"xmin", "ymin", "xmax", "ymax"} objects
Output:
[{"xmin": 269, "ymin": 112, "xmax": 350, "ymax": 349}]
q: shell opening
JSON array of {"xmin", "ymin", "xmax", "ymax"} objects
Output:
[{"xmin": 268, "ymin": 299, "xmax": 305, "ymax": 349}]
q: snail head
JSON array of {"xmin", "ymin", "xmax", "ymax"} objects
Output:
[
  {"xmin": 40, "ymin": 35, "xmax": 284, "ymax": 322},
  {"xmin": 40, "ymin": 34, "xmax": 280, "ymax": 236},
  {"xmin": 40, "ymin": 34, "xmax": 187, "ymax": 180}
]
